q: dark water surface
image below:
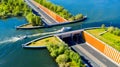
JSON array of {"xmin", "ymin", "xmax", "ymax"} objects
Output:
[{"xmin": 0, "ymin": 0, "xmax": 120, "ymax": 67}]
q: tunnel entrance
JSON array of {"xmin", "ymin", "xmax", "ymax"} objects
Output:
[{"xmin": 58, "ymin": 32, "xmax": 85, "ymax": 46}]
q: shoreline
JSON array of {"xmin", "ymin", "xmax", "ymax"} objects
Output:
[{"xmin": 16, "ymin": 15, "xmax": 87, "ymax": 30}]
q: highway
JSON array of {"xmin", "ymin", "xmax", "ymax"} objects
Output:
[
  {"xmin": 71, "ymin": 44, "xmax": 118, "ymax": 67},
  {"xmin": 24, "ymin": 0, "xmax": 58, "ymax": 25}
]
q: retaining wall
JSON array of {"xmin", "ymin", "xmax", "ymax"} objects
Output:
[
  {"xmin": 82, "ymin": 31, "xmax": 120, "ymax": 65},
  {"xmin": 32, "ymin": 0, "xmax": 68, "ymax": 23}
]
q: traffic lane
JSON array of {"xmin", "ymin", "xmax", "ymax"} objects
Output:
[
  {"xmin": 28, "ymin": 0, "xmax": 57, "ymax": 24},
  {"xmin": 72, "ymin": 46, "xmax": 100, "ymax": 67},
  {"xmin": 80, "ymin": 44, "xmax": 117, "ymax": 67}
]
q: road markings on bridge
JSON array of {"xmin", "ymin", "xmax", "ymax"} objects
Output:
[{"xmin": 73, "ymin": 45, "xmax": 107, "ymax": 67}]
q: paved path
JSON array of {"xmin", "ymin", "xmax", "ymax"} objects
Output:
[
  {"xmin": 24, "ymin": 0, "xmax": 58, "ymax": 25},
  {"xmin": 71, "ymin": 43, "xmax": 118, "ymax": 67}
]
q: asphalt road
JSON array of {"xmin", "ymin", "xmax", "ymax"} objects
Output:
[
  {"xmin": 72, "ymin": 44, "xmax": 118, "ymax": 67},
  {"xmin": 25, "ymin": 0, "xmax": 58, "ymax": 25}
]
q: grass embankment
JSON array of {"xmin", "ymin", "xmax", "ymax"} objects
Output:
[
  {"xmin": 29, "ymin": 36, "xmax": 63, "ymax": 46},
  {"xmin": 0, "ymin": 0, "xmax": 42, "ymax": 26},
  {"xmin": 86, "ymin": 28, "xmax": 120, "ymax": 51},
  {"xmin": 35, "ymin": 0, "xmax": 84, "ymax": 21}
]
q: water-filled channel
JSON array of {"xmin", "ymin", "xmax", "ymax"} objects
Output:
[{"xmin": 0, "ymin": 0, "xmax": 120, "ymax": 67}]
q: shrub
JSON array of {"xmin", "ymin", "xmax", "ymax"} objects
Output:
[
  {"xmin": 56, "ymin": 54, "xmax": 68, "ymax": 64},
  {"xmin": 75, "ymin": 14, "xmax": 83, "ymax": 20},
  {"xmin": 50, "ymin": 50, "xmax": 58, "ymax": 58},
  {"xmin": 35, "ymin": 0, "xmax": 84, "ymax": 21},
  {"xmin": 101, "ymin": 24, "xmax": 106, "ymax": 29},
  {"xmin": 46, "ymin": 40, "xmax": 84, "ymax": 67},
  {"xmin": 107, "ymin": 26, "xmax": 115, "ymax": 33}
]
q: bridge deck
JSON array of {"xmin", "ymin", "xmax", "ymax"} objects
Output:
[
  {"xmin": 25, "ymin": 0, "xmax": 59, "ymax": 26},
  {"xmin": 71, "ymin": 44, "xmax": 118, "ymax": 67},
  {"xmin": 25, "ymin": 0, "xmax": 69, "ymax": 26},
  {"xmin": 55, "ymin": 29, "xmax": 119, "ymax": 67}
]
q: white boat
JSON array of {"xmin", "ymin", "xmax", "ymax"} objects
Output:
[
  {"xmin": 19, "ymin": 35, "xmax": 27, "ymax": 40},
  {"xmin": 57, "ymin": 27, "xmax": 72, "ymax": 32}
]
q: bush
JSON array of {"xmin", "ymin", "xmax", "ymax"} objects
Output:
[
  {"xmin": 46, "ymin": 43, "xmax": 84, "ymax": 67},
  {"xmin": 107, "ymin": 26, "xmax": 120, "ymax": 36},
  {"xmin": 101, "ymin": 24, "xmax": 106, "ymax": 29},
  {"xmin": 26, "ymin": 13, "xmax": 42, "ymax": 26},
  {"xmin": 56, "ymin": 54, "xmax": 68, "ymax": 64},
  {"xmin": 0, "ymin": 0, "xmax": 42, "ymax": 26},
  {"xmin": 75, "ymin": 14, "xmax": 83, "ymax": 20},
  {"xmin": 112, "ymin": 27, "xmax": 120, "ymax": 36},
  {"xmin": 35, "ymin": 0, "xmax": 84, "ymax": 21},
  {"xmin": 50, "ymin": 50, "xmax": 58, "ymax": 58},
  {"xmin": 107, "ymin": 26, "xmax": 115, "ymax": 33}
]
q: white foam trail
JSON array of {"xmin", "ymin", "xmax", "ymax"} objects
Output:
[
  {"xmin": 0, "ymin": 36, "xmax": 24, "ymax": 44},
  {"xmin": 28, "ymin": 30, "xmax": 61, "ymax": 37},
  {"xmin": 0, "ymin": 30, "xmax": 62, "ymax": 44}
]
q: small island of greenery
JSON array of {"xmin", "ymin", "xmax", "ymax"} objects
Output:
[{"xmin": 86, "ymin": 24, "xmax": 120, "ymax": 51}]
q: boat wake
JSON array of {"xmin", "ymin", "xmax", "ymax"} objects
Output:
[
  {"xmin": 0, "ymin": 36, "xmax": 26, "ymax": 44},
  {"xmin": 0, "ymin": 31, "xmax": 60, "ymax": 44},
  {"xmin": 28, "ymin": 27, "xmax": 71, "ymax": 37},
  {"xmin": 0, "ymin": 27, "xmax": 71, "ymax": 44},
  {"xmin": 27, "ymin": 30, "xmax": 60, "ymax": 37}
]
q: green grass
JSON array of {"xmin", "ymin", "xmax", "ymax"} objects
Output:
[
  {"xmin": 86, "ymin": 28, "xmax": 120, "ymax": 51},
  {"xmin": 29, "ymin": 36, "xmax": 64, "ymax": 46}
]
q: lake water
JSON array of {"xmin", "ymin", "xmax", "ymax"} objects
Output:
[
  {"xmin": 0, "ymin": 0, "xmax": 120, "ymax": 67},
  {"xmin": 50, "ymin": 0, "xmax": 120, "ymax": 28},
  {"xmin": 0, "ymin": 18, "xmax": 58, "ymax": 67}
]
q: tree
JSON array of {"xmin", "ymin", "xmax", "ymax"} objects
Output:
[
  {"xmin": 58, "ymin": 45, "xmax": 66, "ymax": 54},
  {"xmin": 113, "ymin": 27, "xmax": 120, "ymax": 36},
  {"xmin": 50, "ymin": 50, "xmax": 58, "ymax": 58},
  {"xmin": 101, "ymin": 24, "xmax": 106, "ymax": 29},
  {"xmin": 31, "ymin": 15, "xmax": 36, "ymax": 26},
  {"xmin": 13, "ymin": 6, "xmax": 20, "ymax": 16},
  {"xmin": 56, "ymin": 6, "xmax": 64, "ymax": 12},
  {"xmin": 75, "ymin": 14, "xmax": 83, "ymax": 20},
  {"xmin": 66, "ymin": 62, "xmax": 79, "ymax": 67},
  {"xmin": 107, "ymin": 26, "xmax": 115, "ymax": 33},
  {"xmin": 26, "ymin": 13, "xmax": 33, "ymax": 23},
  {"xmin": 56, "ymin": 54, "xmax": 68, "ymax": 64},
  {"xmin": 68, "ymin": 17, "xmax": 75, "ymax": 21}
]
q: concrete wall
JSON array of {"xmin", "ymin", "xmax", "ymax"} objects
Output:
[
  {"xmin": 82, "ymin": 31, "xmax": 120, "ymax": 64},
  {"xmin": 32, "ymin": 0, "xmax": 68, "ymax": 23}
]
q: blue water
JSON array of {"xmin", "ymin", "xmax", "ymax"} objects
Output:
[
  {"xmin": 50, "ymin": 0, "xmax": 120, "ymax": 28},
  {"xmin": 0, "ymin": 0, "xmax": 120, "ymax": 67},
  {"xmin": 0, "ymin": 18, "xmax": 58, "ymax": 67}
]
